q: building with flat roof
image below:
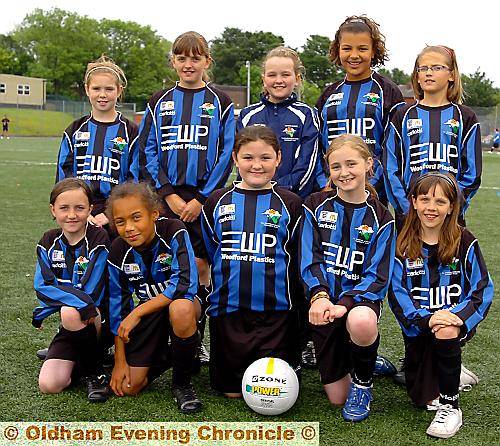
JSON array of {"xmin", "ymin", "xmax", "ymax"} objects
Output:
[{"xmin": 0, "ymin": 74, "xmax": 46, "ymax": 107}]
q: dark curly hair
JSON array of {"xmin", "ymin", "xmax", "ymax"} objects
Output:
[{"xmin": 329, "ymin": 15, "xmax": 388, "ymax": 68}]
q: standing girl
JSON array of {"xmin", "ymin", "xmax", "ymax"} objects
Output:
[
  {"xmin": 34, "ymin": 178, "xmax": 110, "ymax": 402},
  {"xmin": 300, "ymin": 134, "xmax": 395, "ymax": 421},
  {"xmin": 201, "ymin": 126, "xmax": 302, "ymax": 397},
  {"xmin": 106, "ymin": 182, "xmax": 202, "ymax": 413},
  {"xmin": 57, "ymin": 55, "xmax": 138, "ymax": 231},
  {"xmin": 133, "ymin": 31, "xmax": 235, "ymax": 299},
  {"xmin": 388, "ymin": 173, "xmax": 493, "ymax": 438},
  {"xmin": 383, "ymin": 45, "xmax": 482, "ymax": 226},
  {"xmin": 237, "ymin": 46, "xmax": 319, "ymax": 198},
  {"xmin": 316, "ymin": 15, "xmax": 404, "ymax": 203}
]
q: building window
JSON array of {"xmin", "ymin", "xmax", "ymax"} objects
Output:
[
  {"xmin": 17, "ymin": 84, "xmax": 30, "ymax": 95},
  {"xmin": 0, "ymin": 83, "xmax": 6, "ymax": 94}
]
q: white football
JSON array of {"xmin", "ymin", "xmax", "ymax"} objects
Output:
[{"xmin": 242, "ymin": 357, "xmax": 299, "ymax": 415}]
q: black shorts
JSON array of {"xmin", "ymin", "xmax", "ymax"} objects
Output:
[
  {"xmin": 2, "ymin": 125, "xmax": 8, "ymax": 132},
  {"xmin": 125, "ymin": 308, "xmax": 171, "ymax": 371},
  {"xmin": 403, "ymin": 329, "xmax": 469, "ymax": 407},
  {"xmin": 209, "ymin": 310, "xmax": 300, "ymax": 394},
  {"xmin": 161, "ymin": 186, "xmax": 206, "ymax": 259},
  {"xmin": 310, "ymin": 300, "xmax": 381, "ymax": 385},
  {"xmin": 493, "ymin": 142, "xmax": 499, "ymax": 149},
  {"xmin": 45, "ymin": 324, "xmax": 98, "ymax": 362}
]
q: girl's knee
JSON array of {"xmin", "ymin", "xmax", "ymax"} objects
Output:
[
  {"xmin": 169, "ymin": 300, "xmax": 197, "ymax": 330},
  {"xmin": 346, "ymin": 308, "xmax": 378, "ymax": 341},
  {"xmin": 39, "ymin": 375, "xmax": 71, "ymax": 394},
  {"xmin": 434, "ymin": 325, "xmax": 461, "ymax": 340},
  {"xmin": 60, "ymin": 306, "xmax": 85, "ymax": 331}
]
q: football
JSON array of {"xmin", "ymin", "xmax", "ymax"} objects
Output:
[{"xmin": 242, "ymin": 357, "xmax": 299, "ymax": 415}]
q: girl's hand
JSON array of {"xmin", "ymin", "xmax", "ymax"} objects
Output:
[
  {"xmin": 330, "ymin": 304, "xmax": 348, "ymax": 321},
  {"xmin": 111, "ymin": 360, "xmax": 131, "ymax": 397},
  {"xmin": 93, "ymin": 213, "xmax": 109, "ymax": 227},
  {"xmin": 118, "ymin": 313, "xmax": 141, "ymax": 343},
  {"xmin": 180, "ymin": 198, "xmax": 202, "ymax": 222},
  {"xmin": 309, "ymin": 298, "xmax": 336, "ymax": 325},
  {"xmin": 87, "ymin": 214, "xmax": 98, "ymax": 226},
  {"xmin": 429, "ymin": 310, "xmax": 463, "ymax": 329},
  {"xmin": 165, "ymin": 194, "xmax": 186, "ymax": 217}
]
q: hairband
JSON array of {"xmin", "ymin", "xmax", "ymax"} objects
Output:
[
  {"xmin": 85, "ymin": 66, "xmax": 127, "ymax": 86},
  {"xmin": 438, "ymin": 45, "xmax": 455, "ymax": 59},
  {"xmin": 414, "ymin": 172, "xmax": 457, "ymax": 190}
]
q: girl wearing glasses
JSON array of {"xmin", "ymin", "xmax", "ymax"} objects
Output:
[{"xmin": 383, "ymin": 45, "xmax": 482, "ymax": 230}]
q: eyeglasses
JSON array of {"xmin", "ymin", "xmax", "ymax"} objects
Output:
[{"xmin": 416, "ymin": 65, "xmax": 451, "ymax": 73}]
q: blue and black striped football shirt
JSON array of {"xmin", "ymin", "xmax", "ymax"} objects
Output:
[
  {"xmin": 201, "ymin": 183, "xmax": 302, "ymax": 316},
  {"xmin": 56, "ymin": 113, "xmax": 138, "ymax": 214},
  {"xmin": 107, "ymin": 218, "xmax": 198, "ymax": 336},
  {"xmin": 300, "ymin": 189, "xmax": 395, "ymax": 309},
  {"xmin": 388, "ymin": 229, "xmax": 494, "ymax": 338}
]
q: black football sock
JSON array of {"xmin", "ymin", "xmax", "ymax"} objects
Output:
[
  {"xmin": 434, "ymin": 337, "xmax": 461, "ymax": 409},
  {"xmin": 351, "ymin": 335, "xmax": 380, "ymax": 387},
  {"xmin": 170, "ymin": 331, "xmax": 200, "ymax": 388},
  {"xmin": 69, "ymin": 324, "xmax": 98, "ymax": 377}
]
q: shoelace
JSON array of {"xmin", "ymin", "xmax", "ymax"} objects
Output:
[{"xmin": 434, "ymin": 405, "xmax": 455, "ymax": 424}]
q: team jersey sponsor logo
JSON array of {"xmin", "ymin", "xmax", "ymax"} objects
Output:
[
  {"xmin": 220, "ymin": 231, "xmax": 277, "ymax": 264},
  {"xmin": 407, "ymin": 119, "xmax": 422, "ymax": 130},
  {"xmin": 124, "ymin": 263, "xmax": 141, "ymax": 274},
  {"xmin": 161, "ymin": 125, "xmax": 209, "ymax": 151},
  {"xmin": 138, "ymin": 280, "xmax": 169, "ymax": 300},
  {"xmin": 408, "ymin": 142, "xmax": 458, "ymax": 174},
  {"xmin": 264, "ymin": 209, "xmax": 281, "ymax": 224},
  {"xmin": 76, "ymin": 155, "xmax": 121, "ymax": 183},
  {"xmin": 52, "ymin": 250, "xmax": 65, "ymax": 262},
  {"xmin": 75, "ymin": 131, "xmax": 90, "ymax": 141},
  {"xmin": 411, "ymin": 284, "xmax": 462, "ymax": 309},
  {"xmin": 442, "ymin": 257, "xmax": 460, "ymax": 276},
  {"xmin": 318, "ymin": 210, "xmax": 338, "ymax": 230},
  {"xmin": 75, "ymin": 256, "xmax": 89, "ymax": 273},
  {"xmin": 327, "ymin": 118, "xmax": 375, "ymax": 140},
  {"xmin": 445, "ymin": 119, "xmax": 460, "ymax": 134},
  {"xmin": 218, "ymin": 203, "xmax": 236, "ymax": 223},
  {"xmin": 406, "ymin": 257, "xmax": 424, "ymax": 269},
  {"xmin": 327, "ymin": 92, "xmax": 344, "ymax": 105},
  {"xmin": 323, "ymin": 242, "xmax": 364, "ymax": 281},
  {"xmin": 219, "ymin": 204, "xmax": 235, "ymax": 217},
  {"xmin": 362, "ymin": 92, "xmax": 380, "ymax": 106},
  {"xmin": 160, "ymin": 101, "xmax": 175, "ymax": 111},
  {"xmin": 356, "ymin": 225, "xmax": 374, "ymax": 242},
  {"xmin": 283, "ymin": 125, "xmax": 296, "ymax": 138},
  {"xmin": 111, "ymin": 136, "xmax": 127, "ymax": 152},
  {"xmin": 156, "ymin": 253, "xmax": 172, "ymax": 266},
  {"xmin": 200, "ymin": 102, "xmax": 216, "ymax": 118}
]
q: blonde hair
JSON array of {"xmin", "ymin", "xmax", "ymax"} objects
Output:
[
  {"xmin": 329, "ymin": 15, "xmax": 388, "ymax": 68},
  {"xmin": 262, "ymin": 46, "xmax": 305, "ymax": 97},
  {"xmin": 84, "ymin": 55, "xmax": 127, "ymax": 100},
  {"xmin": 324, "ymin": 134, "xmax": 377, "ymax": 197},
  {"xmin": 171, "ymin": 31, "xmax": 212, "ymax": 82},
  {"xmin": 411, "ymin": 45, "xmax": 464, "ymax": 104}
]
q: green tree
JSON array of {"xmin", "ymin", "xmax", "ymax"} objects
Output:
[
  {"xmin": 377, "ymin": 67, "xmax": 411, "ymax": 85},
  {"xmin": 12, "ymin": 8, "xmax": 108, "ymax": 98},
  {"xmin": 300, "ymin": 35, "xmax": 342, "ymax": 89},
  {"xmin": 0, "ymin": 34, "xmax": 31, "ymax": 74},
  {"xmin": 211, "ymin": 27, "xmax": 284, "ymax": 85},
  {"xmin": 301, "ymin": 80, "xmax": 321, "ymax": 106},
  {"xmin": 100, "ymin": 19, "xmax": 173, "ymax": 106},
  {"xmin": 462, "ymin": 70, "xmax": 499, "ymax": 107}
]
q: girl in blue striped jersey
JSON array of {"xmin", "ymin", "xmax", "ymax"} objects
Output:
[
  {"xmin": 388, "ymin": 173, "xmax": 493, "ymax": 439},
  {"xmin": 300, "ymin": 134, "xmax": 395, "ymax": 422},
  {"xmin": 237, "ymin": 47, "xmax": 319, "ymax": 198},
  {"xmin": 383, "ymin": 46, "xmax": 482, "ymax": 228},
  {"xmin": 133, "ymin": 32, "xmax": 235, "ymax": 294},
  {"xmin": 201, "ymin": 126, "xmax": 302, "ymax": 397},
  {"xmin": 106, "ymin": 182, "xmax": 202, "ymax": 413},
  {"xmin": 34, "ymin": 178, "xmax": 110, "ymax": 402},
  {"xmin": 56, "ymin": 56, "xmax": 138, "ymax": 233},
  {"xmin": 316, "ymin": 16, "xmax": 405, "ymax": 204}
]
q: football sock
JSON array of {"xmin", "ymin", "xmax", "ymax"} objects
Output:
[
  {"xmin": 170, "ymin": 331, "xmax": 200, "ymax": 388},
  {"xmin": 434, "ymin": 337, "xmax": 461, "ymax": 409},
  {"xmin": 351, "ymin": 334, "xmax": 380, "ymax": 387}
]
